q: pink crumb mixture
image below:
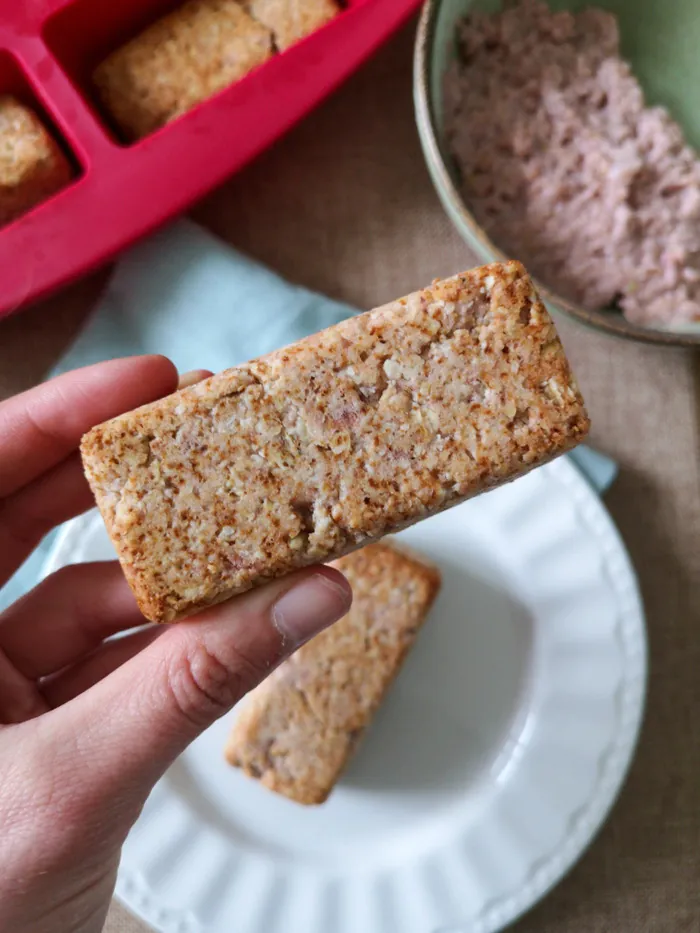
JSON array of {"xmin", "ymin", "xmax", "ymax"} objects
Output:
[{"xmin": 444, "ymin": 0, "xmax": 700, "ymax": 328}]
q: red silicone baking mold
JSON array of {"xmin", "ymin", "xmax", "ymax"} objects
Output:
[{"xmin": 0, "ymin": 0, "xmax": 422, "ymax": 319}]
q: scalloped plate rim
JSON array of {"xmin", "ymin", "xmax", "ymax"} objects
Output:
[{"xmin": 41, "ymin": 456, "xmax": 647, "ymax": 933}]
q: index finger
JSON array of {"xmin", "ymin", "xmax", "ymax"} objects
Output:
[{"xmin": 0, "ymin": 355, "xmax": 178, "ymax": 499}]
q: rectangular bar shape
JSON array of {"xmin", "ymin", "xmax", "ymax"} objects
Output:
[
  {"xmin": 0, "ymin": 94, "xmax": 72, "ymax": 227},
  {"xmin": 93, "ymin": 0, "xmax": 274, "ymax": 140},
  {"xmin": 244, "ymin": 0, "xmax": 340, "ymax": 51},
  {"xmin": 81, "ymin": 261, "xmax": 589, "ymax": 623},
  {"xmin": 225, "ymin": 541, "xmax": 441, "ymax": 804}
]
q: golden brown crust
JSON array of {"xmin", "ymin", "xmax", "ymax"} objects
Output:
[
  {"xmin": 81, "ymin": 261, "xmax": 589, "ymax": 623},
  {"xmin": 93, "ymin": 0, "xmax": 273, "ymax": 140},
  {"xmin": 0, "ymin": 96, "xmax": 72, "ymax": 227},
  {"xmin": 225, "ymin": 541, "xmax": 442, "ymax": 804},
  {"xmin": 244, "ymin": 0, "xmax": 339, "ymax": 50}
]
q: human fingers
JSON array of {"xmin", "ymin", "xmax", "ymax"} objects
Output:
[
  {"xmin": 0, "ymin": 355, "xmax": 177, "ymax": 499},
  {"xmin": 44, "ymin": 568, "xmax": 351, "ymax": 800},
  {"xmin": 177, "ymin": 369, "xmax": 213, "ymax": 389},
  {"xmin": 0, "ymin": 364, "xmax": 213, "ymax": 586},
  {"xmin": 0, "ymin": 563, "xmax": 144, "ymax": 679},
  {"xmin": 0, "ymin": 454, "xmax": 92, "ymax": 584},
  {"xmin": 41, "ymin": 627, "xmax": 160, "ymax": 708},
  {"xmin": 0, "ymin": 646, "xmax": 50, "ymax": 724}
]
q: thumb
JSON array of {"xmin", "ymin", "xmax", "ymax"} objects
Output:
[{"xmin": 45, "ymin": 566, "xmax": 351, "ymax": 815}]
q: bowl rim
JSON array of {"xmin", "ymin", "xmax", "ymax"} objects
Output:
[{"xmin": 413, "ymin": 0, "xmax": 700, "ymax": 349}]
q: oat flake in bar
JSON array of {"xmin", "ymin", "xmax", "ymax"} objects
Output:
[
  {"xmin": 81, "ymin": 261, "xmax": 589, "ymax": 623},
  {"xmin": 226, "ymin": 541, "xmax": 441, "ymax": 804}
]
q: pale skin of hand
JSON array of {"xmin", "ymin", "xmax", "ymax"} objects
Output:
[{"xmin": 0, "ymin": 356, "xmax": 352, "ymax": 933}]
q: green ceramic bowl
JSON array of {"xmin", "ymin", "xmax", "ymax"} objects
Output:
[{"xmin": 414, "ymin": 0, "xmax": 700, "ymax": 347}]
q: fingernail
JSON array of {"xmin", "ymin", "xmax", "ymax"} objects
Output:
[
  {"xmin": 272, "ymin": 572, "xmax": 351, "ymax": 645},
  {"xmin": 178, "ymin": 369, "xmax": 213, "ymax": 390}
]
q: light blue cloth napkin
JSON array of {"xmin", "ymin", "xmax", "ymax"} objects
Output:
[{"xmin": 0, "ymin": 220, "xmax": 616, "ymax": 610}]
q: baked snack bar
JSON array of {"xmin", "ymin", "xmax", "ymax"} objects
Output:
[
  {"xmin": 0, "ymin": 96, "xmax": 72, "ymax": 227},
  {"xmin": 81, "ymin": 260, "xmax": 589, "ymax": 623},
  {"xmin": 225, "ymin": 541, "xmax": 441, "ymax": 804},
  {"xmin": 245, "ymin": 0, "xmax": 339, "ymax": 50},
  {"xmin": 93, "ymin": 0, "xmax": 274, "ymax": 140}
]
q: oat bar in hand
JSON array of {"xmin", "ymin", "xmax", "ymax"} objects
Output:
[{"xmin": 81, "ymin": 261, "xmax": 589, "ymax": 623}]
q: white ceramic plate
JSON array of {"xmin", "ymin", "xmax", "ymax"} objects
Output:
[{"xmin": 43, "ymin": 457, "xmax": 646, "ymax": 933}]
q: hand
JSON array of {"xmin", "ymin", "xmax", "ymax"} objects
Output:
[{"xmin": 0, "ymin": 356, "xmax": 351, "ymax": 933}]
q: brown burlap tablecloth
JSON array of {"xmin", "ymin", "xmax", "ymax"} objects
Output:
[{"xmin": 1, "ymin": 20, "xmax": 699, "ymax": 933}]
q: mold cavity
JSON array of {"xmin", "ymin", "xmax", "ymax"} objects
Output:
[
  {"xmin": 0, "ymin": 51, "xmax": 82, "ymax": 229},
  {"xmin": 43, "ymin": 0, "xmax": 187, "ymax": 144},
  {"xmin": 44, "ymin": 0, "xmax": 349, "ymax": 145}
]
